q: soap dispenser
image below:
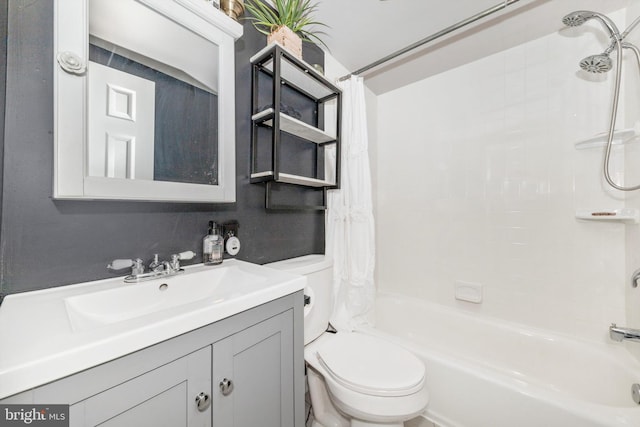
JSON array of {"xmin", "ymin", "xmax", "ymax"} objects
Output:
[{"xmin": 203, "ymin": 221, "xmax": 223, "ymax": 265}]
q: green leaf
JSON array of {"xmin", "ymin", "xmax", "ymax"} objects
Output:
[{"xmin": 244, "ymin": 0, "xmax": 329, "ymax": 48}]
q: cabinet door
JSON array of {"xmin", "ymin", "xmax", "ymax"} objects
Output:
[
  {"xmin": 212, "ymin": 310, "xmax": 294, "ymax": 427},
  {"xmin": 69, "ymin": 346, "xmax": 211, "ymax": 427}
]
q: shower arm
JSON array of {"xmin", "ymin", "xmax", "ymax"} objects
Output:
[
  {"xmin": 622, "ymin": 42, "xmax": 640, "ymax": 70},
  {"xmin": 600, "ymin": 40, "xmax": 640, "ymax": 67}
]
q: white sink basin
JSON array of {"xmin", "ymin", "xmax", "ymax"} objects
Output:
[
  {"xmin": 0, "ymin": 259, "xmax": 306, "ymax": 399},
  {"xmin": 65, "ymin": 265, "xmax": 265, "ymax": 332}
]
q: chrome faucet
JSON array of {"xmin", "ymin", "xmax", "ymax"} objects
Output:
[
  {"xmin": 108, "ymin": 251, "xmax": 196, "ymax": 283},
  {"xmin": 609, "ymin": 323, "xmax": 640, "ymax": 343}
]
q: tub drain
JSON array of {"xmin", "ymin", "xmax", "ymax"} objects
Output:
[{"xmin": 632, "ymin": 384, "xmax": 640, "ymax": 405}]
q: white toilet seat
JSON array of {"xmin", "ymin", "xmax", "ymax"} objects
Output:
[
  {"xmin": 305, "ymin": 332, "xmax": 429, "ymax": 424},
  {"xmin": 315, "ymin": 332, "xmax": 425, "ymax": 397}
]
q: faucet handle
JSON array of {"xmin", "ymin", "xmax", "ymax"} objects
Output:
[
  {"xmin": 168, "ymin": 251, "xmax": 196, "ymax": 272},
  {"xmin": 108, "ymin": 258, "xmax": 144, "ymax": 275},
  {"xmin": 108, "ymin": 259, "xmax": 136, "ymax": 270},
  {"xmin": 177, "ymin": 251, "xmax": 196, "ymax": 260}
]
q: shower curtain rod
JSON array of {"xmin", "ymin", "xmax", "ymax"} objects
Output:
[{"xmin": 338, "ymin": 0, "xmax": 522, "ymax": 81}]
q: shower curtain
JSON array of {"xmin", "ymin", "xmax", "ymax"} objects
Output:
[{"xmin": 327, "ymin": 75, "xmax": 376, "ymax": 331}]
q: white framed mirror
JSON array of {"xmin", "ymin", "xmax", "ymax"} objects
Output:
[{"xmin": 53, "ymin": 0, "xmax": 242, "ymax": 202}]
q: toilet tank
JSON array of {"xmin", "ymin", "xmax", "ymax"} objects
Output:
[{"xmin": 266, "ymin": 255, "xmax": 333, "ymax": 345}]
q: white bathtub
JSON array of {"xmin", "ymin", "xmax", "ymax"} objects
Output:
[{"xmin": 357, "ymin": 292, "xmax": 640, "ymax": 427}]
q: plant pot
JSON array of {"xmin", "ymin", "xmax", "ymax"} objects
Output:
[
  {"xmin": 268, "ymin": 25, "xmax": 302, "ymax": 59},
  {"xmin": 221, "ymin": 0, "xmax": 244, "ymax": 21}
]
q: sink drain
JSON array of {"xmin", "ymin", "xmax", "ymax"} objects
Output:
[
  {"xmin": 632, "ymin": 384, "xmax": 640, "ymax": 404},
  {"xmin": 159, "ymin": 283, "xmax": 169, "ymax": 291}
]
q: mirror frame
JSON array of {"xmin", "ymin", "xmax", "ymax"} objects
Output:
[{"xmin": 53, "ymin": 0, "xmax": 242, "ymax": 202}]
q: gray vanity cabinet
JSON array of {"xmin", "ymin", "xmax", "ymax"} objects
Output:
[
  {"xmin": 212, "ymin": 310, "xmax": 294, "ymax": 427},
  {"xmin": 69, "ymin": 346, "xmax": 212, "ymax": 427},
  {"xmin": 2, "ymin": 292, "xmax": 304, "ymax": 427}
]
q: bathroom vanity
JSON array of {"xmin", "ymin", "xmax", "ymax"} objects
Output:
[{"xmin": 0, "ymin": 261, "xmax": 305, "ymax": 427}]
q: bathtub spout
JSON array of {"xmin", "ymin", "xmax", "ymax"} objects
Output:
[{"xmin": 609, "ymin": 323, "xmax": 640, "ymax": 343}]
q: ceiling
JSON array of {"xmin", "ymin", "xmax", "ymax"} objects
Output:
[{"xmin": 312, "ymin": 0, "xmax": 631, "ymax": 94}]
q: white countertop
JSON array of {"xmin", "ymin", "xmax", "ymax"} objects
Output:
[{"xmin": 0, "ymin": 260, "xmax": 305, "ymax": 399}]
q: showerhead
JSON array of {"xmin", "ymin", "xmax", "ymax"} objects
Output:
[
  {"xmin": 562, "ymin": 10, "xmax": 621, "ymax": 39},
  {"xmin": 562, "ymin": 11, "xmax": 589, "ymax": 27},
  {"xmin": 563, "ymin": 11, "xmax": 621, "ymax": 73},
  {"xmin": 580, "ymin": 53, "xmax": 613, "ymax": 73}
]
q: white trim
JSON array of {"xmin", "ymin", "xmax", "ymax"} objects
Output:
[
  {"xmin": 172, "ymin": 0, "xmax": 243, "ymax": 39},
  {"xmin": 53, "ymin": 0, "xmax": 241, "ymax": 203}
]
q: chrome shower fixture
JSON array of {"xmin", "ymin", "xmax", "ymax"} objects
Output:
[
  {"xmin": 561, "ymin": 11, "xmax": 586, "ymax": 27},
  {"xmin": 578, "ymin": 42, "xmax": 617, "ymax": 74},
  {"xmin": 561, "ymin": 10, "xmax": 621, "ymax": 38},
  {"xmin": 563, "ymin": 10, "xmax": 640, "ymax": 191},
  {"xmin": 579, "ymin": 53, "xmax": 612, "ymax": 73},
  {"xmin": 562, "ymin": 11, "xmax": 620, "ymax": 75},
  {"xmin": 562, "ymin": 10, "xmax": 621, "ymax": 73}
]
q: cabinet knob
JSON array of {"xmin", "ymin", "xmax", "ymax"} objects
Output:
[
  {"xmin": 219, "ymin": 378, "xmax": 234, "ymax": 396},
  {"xmin": 195, "ymin": 392, "xmax": 211, "ymax": 412}
]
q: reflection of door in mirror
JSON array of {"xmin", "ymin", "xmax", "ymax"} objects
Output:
[
  {"xmin": 88, "ymin": 62, "xmax": 155, "ymax": 180},
  {"xmin": 89, "ymin": 0, "xmax": 220, "ymax": 186}
]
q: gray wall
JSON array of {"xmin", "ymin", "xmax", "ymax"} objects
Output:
[
  {"xmin": 0, "ymin": 0, "xmax": 6, "ymax": 247},
  {"xmin": 0, "ymin": 1, "xmax": 325, "ymax": 296}
]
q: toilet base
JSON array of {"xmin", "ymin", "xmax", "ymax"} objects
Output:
[
  {"xmin": 308, "ymin": 365, "xmax": 349, "ymax": 427},
  {"xmin": 351, "ymin": 421, "xmax": 402, "ymax": 427},
  {"xmin": 307, "ymin": 365, "xmax": 410, "ymax": 427},
  {"xmin": 313, "ymin": 419, "xmax": 403, "ymax": 427}
]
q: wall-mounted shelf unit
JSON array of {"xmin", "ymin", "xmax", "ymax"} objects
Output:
[{"xmin": 250, "ymin": 43, "xmax": 341, "ymax": 210}]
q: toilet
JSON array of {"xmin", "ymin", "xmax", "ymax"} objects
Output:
[{"xmin": 267, "ymin": 255, "xmax": 428, "ymax": 427}]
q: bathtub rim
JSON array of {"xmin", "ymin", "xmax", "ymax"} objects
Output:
[{"xmin": 374, "ymin": 290, "xmax": 640, "ymax": 362}]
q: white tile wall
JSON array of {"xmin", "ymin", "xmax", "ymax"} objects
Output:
[{"xmin": 375, "ymin": 8, "xmax": 633, "ymax": 342}]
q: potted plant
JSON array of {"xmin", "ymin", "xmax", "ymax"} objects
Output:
[{"xmin": 245, "ymin": 0, "xmax": 327, "ymax": 59}]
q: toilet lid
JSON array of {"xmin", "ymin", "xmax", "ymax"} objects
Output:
[{"xmin": 315, "ymin": 333, "xmax": 425, "ymax": 397}]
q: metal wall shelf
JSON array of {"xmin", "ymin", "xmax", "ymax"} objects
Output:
[{"xmin": 250, "ymin": 43, "xmax": 342, "ymax": 210}]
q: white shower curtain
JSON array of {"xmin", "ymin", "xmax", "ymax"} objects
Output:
[{"xmin": 327, "ymin": 75, "xmax": 376, "ymax": 331}]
